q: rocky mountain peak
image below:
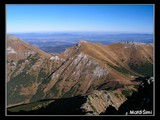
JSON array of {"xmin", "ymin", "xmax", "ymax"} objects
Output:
[
  {"xmin": 76, "ymin": 40, "xmax": 88, "ymax": 47},
  {"xmin": 122, "ymin": 41, "xmax": 147, "ymax": 46}
]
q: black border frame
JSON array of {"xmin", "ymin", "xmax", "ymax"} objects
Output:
[{"xmin": 1, "ymin": 0, "xmax": 159, "ymax": 119}]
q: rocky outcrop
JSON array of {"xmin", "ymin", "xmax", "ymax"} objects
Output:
[
  {"xmin": 81, "ymin": 90, "xmax": 126, "ymax": 115},
  {"xmin": 100, "ymin": 76, "xmax": 153, "ymax": 115}
]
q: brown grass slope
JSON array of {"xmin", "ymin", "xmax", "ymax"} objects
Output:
[{"xmin": 31, "ymin": 40, "xmax": 153, "ymax": 103}]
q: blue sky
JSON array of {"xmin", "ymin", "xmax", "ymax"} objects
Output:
[{"xmin": 6, "ymin": 4, "xmax": 154, "ymax": 33}]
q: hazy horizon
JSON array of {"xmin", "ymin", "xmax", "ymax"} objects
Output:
[{"xmin": 8, "ymin": 32, "xmax": 153, "ymax": 53}]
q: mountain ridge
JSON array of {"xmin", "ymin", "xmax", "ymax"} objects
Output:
[{"xmin": 7, "ymin": 35, "xmax": 153, "ymax": 114}]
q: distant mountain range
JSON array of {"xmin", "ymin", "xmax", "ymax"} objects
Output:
[
  {"xmin": 10, "ymin": 32, "xmax": 153, "ymax": 53},
  {"xmin": 6, "ymin": 34, "xmax": 153, "ymax": 115}
]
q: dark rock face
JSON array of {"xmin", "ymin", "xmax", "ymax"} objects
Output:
[{"xmin": 100, "ymin": 76, "xmax": 153, "ymax": 115}]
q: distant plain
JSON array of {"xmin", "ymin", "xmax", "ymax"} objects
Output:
[{"xmin": 10, "ymin": 32, "xmax": 153, "ymax": 53}]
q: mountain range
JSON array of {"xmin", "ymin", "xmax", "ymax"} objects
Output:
[{"xmin": 6, "ymin": 34, "xmax": 153, "ymax": 115}]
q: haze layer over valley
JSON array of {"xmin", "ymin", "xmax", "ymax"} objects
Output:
[{"xmin": 11, "ymin": 32, "xmax": 153, "ymax": 53}]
